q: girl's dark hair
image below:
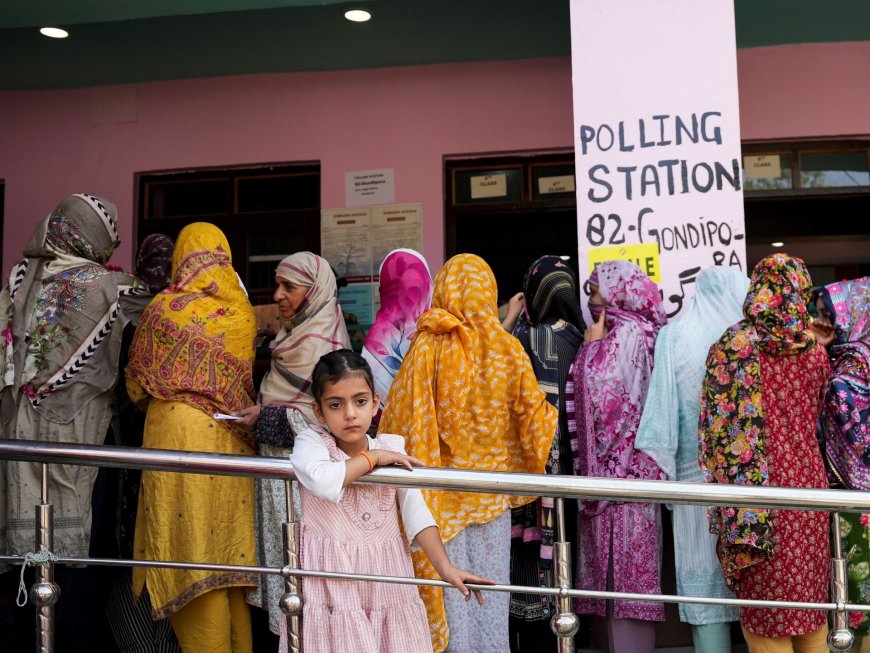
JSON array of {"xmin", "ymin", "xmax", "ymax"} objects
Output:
[{"xmin": 311, "ymin": 349, "xmax": 375, "ymax": 402}]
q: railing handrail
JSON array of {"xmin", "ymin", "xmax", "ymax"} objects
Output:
[
  {"xmin": 2, "ymin": 438, "xmax": 869, "ymax": 512},
  {"xmin": 1, "ymin": 553, "xmax": 867, "ymax": 614}
]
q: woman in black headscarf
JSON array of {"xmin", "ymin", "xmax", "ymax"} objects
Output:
[{"xmin": 505, "ymin": 255, "xmax": 585, "ymax": 652}]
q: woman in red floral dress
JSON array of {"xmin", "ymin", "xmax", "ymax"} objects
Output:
[{"xmin": 698, "ymin": 253, "xmax": 831, "ymax": 652}]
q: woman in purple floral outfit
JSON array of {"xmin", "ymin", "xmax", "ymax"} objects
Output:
[{"xmin": 566, "ymin": 260, "xmax": 667, "ymax": 653}]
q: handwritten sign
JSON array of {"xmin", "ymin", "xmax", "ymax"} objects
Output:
[
  {"xmin": 588, "ymin": 243, "xmax": 660, "ymax": 283},
  {"xmin": 570, "ymin": 0, "xmax": 746, "ymax": 319}
]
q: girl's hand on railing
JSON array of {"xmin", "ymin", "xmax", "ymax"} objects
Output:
[
  {"xmin": 373, "ymin": 449, "xmax": 424, "ymax": 472},
  {"xmin": 235, "ymin": 404, "xmax": 261, "ymax": 427},
  {"xmin": 438, "ymin": 563, "xmax": 495, "ymax": 605}
]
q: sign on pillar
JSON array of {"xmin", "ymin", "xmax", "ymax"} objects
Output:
[{"xmin": 570, "ymin": 0, "xmax": 746, "ymax": 320}]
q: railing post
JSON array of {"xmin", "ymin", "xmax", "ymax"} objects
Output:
[
  {"xmin": 278, "ymin": 479, "xmax": 302, "ymax": 653},
  {"xmin": 550, "ymin": 497, "xmax": 578, "ymax": 651},
  {"xmin": 828, "ymin": 512, "xmax": 854, "ymax": 652},
  {"xmin": 30, "ymin": 463, "xmax": 60, "ymax": 653}
]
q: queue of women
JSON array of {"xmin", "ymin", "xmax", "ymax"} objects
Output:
[{"xmin": 0, "ymin": 194, "xmax": 868, "ymax": 653}]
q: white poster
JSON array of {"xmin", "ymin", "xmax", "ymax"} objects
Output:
[
  {"xmin": 570, "ymin": 0, "xmax": 746, "ymax": 319},
  {"xmin": 321, "ymin": 204, "xmax": 423, "ymax": 335},
  {"xmin": 320, "ymin": 208, "xmax": 373, "ymax": 280},
  {"xmin": 371, "ymin": 203, "xmax": 423, "ymax": 274},
  {"xmin": 345, "ymin": 168, "xmax": 396, "ymax": 207}
]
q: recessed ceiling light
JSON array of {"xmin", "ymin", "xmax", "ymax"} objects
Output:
[
  {"xmin": 344, "ymin": 9, "xmax": 372, "ymax": 23},
  {"xmin": 771, "ymin": 241, "xmax": 784, "ymax": 247},
  {"xmin": 39, "ymin": 27, "xmax": 69, "ymax": 39}
]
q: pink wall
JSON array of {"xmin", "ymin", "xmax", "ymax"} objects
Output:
[
  {"xmin": 0, "ymin": 58, "xmax": 575, "ymax": 275},
  {"xmin": 2, "ymin": 41, "xmax": 870, "ymax": 275},
  {"xmin": 737, "ymin": 42, "xmax": 870, "ymax": 141}
]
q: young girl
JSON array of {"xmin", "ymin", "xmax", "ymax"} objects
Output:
[{"xmin": 290, "ymin": 349, "xmax": 493, "ymax": 652}]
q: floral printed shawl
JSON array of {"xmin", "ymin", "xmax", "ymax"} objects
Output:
[
  {"xmin": 379, "ymin": 254, "xmax": 557, "ymax": 652},
  {"xmin": 819, "ymin": 277, "xmax": 870, "ymax": 490},
  {"xmin": 361, "ymin": 249, "xmax": 432, "ymax": 410},
  {"xmin": 569, "ymin": 260, "xmax": 668, "ymax": 512},
  {"xmin": 0, "ymin": 194, "xmax": 144, "ymax": 423},
  {"xmin": 125, "ymin": 222, "xmax": 257, "ymax": 444},
  {"xmin": 699, "ymin": 253, "xmax": 816, "ymax": 588},
  {"xmin": 257, "ymin": 252, "xmax": 350, "ymax": 422}
]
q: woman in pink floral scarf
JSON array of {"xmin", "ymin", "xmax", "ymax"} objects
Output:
[
  {"xmin": 361, "ymin": 249, "xmax": 433, "ymax": 413},
  {"xmin": 566, "ymin": 260, "xmax": 667, "ymax": 653}
]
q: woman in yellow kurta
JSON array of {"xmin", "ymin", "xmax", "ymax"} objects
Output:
[
  {"xmin": 379, "ymin": 254, "xmax": 558, "ymax": 652},
  {"xmin": 126, "ymin": 223, "xmax": 258, "ymax": 653}
]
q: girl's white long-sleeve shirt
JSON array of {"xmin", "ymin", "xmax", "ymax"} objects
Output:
[{"xmin": 290, "ymin": 427, "xmax": 437, "ymax": 544}]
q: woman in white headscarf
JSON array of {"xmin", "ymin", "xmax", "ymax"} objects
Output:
[
  {"xmin": 237, "ymin": 252, "xmax": 350, "ymax": 645},
  {"xmin": 636, "ymin": 266, "xmax": 749, "ymax": 653}
]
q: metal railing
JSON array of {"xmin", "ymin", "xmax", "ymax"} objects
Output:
[{"xmin": 1, "ymin": 438, "xmax": 868, "ymax": 653}]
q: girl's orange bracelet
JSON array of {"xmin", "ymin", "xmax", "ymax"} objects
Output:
[{"xmin": 359, "ymin": 450, "xmax": 375, "ymax": 472}]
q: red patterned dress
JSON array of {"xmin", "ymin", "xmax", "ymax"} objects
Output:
[{"xmin": 738, "ymin": 347, "xmax": 831, "ymax": 637}]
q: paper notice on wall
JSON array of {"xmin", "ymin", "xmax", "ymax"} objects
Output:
[
  {"xmin": 320, "ymin": 208, "xmax": 373, "ymax": 281},
  {"xmin": 570, "ymin": 0, "xmax": 746, "ymax": 320},
  {"xmin": 371, "ymin": 204, "xmax": 423, "ymax": 274},
  {"xmin": 346, "ymin": 168, "xmax": 396, "ymax": 207},
  {"xmin": 321, "ymin": 204, "xmax": 423, "ymax": 344}
]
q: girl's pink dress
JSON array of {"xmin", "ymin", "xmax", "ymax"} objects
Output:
[{"xmin": 299, "ymin": 428, "xmax": 433, "ymax": 652}]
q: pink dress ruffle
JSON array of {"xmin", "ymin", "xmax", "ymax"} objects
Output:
[{"xmin": 300, "ymin": 432, "xmax": 433, "ymax": 653}]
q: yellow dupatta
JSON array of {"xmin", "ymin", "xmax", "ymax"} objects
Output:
[
  {"xmin": 379, "ymin": 254, "xmax": 557, "ymax": 651},
  {"xmin": 126, "ymin": 223, "xmax": 256, "ymax": 443}
]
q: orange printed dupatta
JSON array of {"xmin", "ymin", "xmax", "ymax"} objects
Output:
[
  {"xmin": 379, "ymin": 254, "xmax": 557, "ymax": 651},
  {"xmin": 126, "ymin": 223, "xmax": 257, "ymax": 443}
]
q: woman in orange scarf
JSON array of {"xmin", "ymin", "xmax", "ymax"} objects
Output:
[
  {"xmin": 380, "ymin": 254, "xmax": 557, "ymax": 652},
  {"xmin": 126, "ymin": 223, "xmax": 258, "ymax": 653}
]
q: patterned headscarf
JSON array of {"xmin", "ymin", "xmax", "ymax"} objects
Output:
[
  {"xmin": 362, "ymin": 249, "xmax": 433, "ymax": 409},
  {"xmin": 125, "ymin": 223, "xmax": 256, "ymax": 444},
  {"xmin": 257, "ymin": 252, "xmax": 350, "ymax": 421},
  {"xmin": 379, "ymin": 254, "xmax": 557, "ymax": 652},
  {"xmin": 587, "ymin": 259, "xmax": 668, "ymax": 355},
  {"xmin": 0, "ymin": 194, "xmax": 143, "ymax": 423},
  {"xmin": 819, "ymin": 277, "xmax": 870, "ymax": 490},
  {"xmin": 134, "ymin": 234, "xmax": 175, "ymax": 294},
  {"xmin": 699, "ymin": 253, "xmax": 816, "ymax": 588}
]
